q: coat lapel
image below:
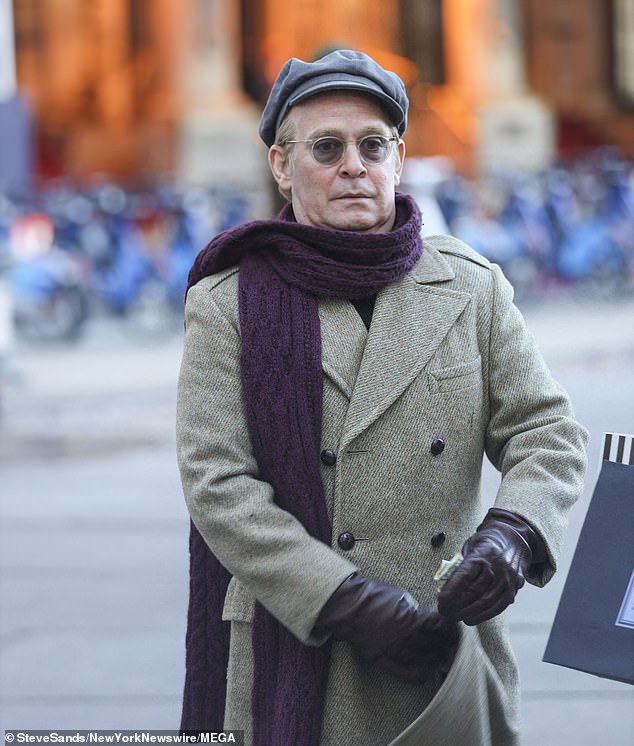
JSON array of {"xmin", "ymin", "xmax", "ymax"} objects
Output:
[
  {"xmin": 319, "ymin": 297, "xmax": 368, "ymax": 399},
  {"xmin": 339, "ymin": 245, "xmax": 471, "ymax": 447}
]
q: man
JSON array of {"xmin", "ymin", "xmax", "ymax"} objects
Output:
[{"xmin": 176, "ymin": 49, "xmax": 588, "ymax": 746}]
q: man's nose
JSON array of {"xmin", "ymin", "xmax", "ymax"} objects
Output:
[{"xmin": 339, "ymin": 143, "xmax": 367, "ymax": 176}]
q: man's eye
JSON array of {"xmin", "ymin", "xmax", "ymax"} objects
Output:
[
  {"xmin": 363, "ymin": 137, "xmax": 384, "ymax": 152},
  {"xmin": 314, "ymin": 138, "xmax": 340, "ymax": 153}
]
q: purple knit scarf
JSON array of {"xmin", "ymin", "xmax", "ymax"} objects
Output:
[{"xmin": 180, "ymin": 193, "xmax": 422, "ymax": 744}]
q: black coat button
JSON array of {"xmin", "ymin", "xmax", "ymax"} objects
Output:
[
  {"xmin": 320, "ymin": 449, "xmax": 337, "ymax": 466},
  {"xmin": 430, "ymin": 438, "xmax": 446, "ymax": 455},
  {"xmin": 431, "ymin": 531, "xmax": 447, "ymax": 548},
  {"xmin": 337, "ymin": 531, "xmax": 355, "ymax": 551}
]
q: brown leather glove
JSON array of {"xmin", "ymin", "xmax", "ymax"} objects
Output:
[
  {"xmin": 437, "ymin": 508, "xmax": 547, "ymax": 626},
  {"xmin": 314, "ymin": 573, "xmax": 459, "ymax": 684}
]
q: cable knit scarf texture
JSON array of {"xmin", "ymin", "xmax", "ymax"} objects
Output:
[{"xmin": 180, "ymin": 193, "xmax": 423, "ymax": 744}]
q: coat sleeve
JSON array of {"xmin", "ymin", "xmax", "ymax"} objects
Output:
[
  {"xmin": 176, "ymin": 277, "xmax": 358, "ymax": 643},
  {"xmin": 483, "ymin": 263, "xmax": 588, "ymax": 586}
]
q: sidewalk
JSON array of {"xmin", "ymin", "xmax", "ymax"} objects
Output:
[
  {"xmin": 521, "ymin": 294, "xmax": 634, "ymax": 366},
  {"xmin": 503, "ymin": 295, "xmax": 634, "ymax": 745}
]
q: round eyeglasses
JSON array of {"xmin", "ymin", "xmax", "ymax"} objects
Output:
[{"xmin": 285, "ymin": 135, "xmax": 399, "ymax": 166}]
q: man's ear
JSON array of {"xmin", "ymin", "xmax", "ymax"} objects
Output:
[
  {"xmin": 269, "ymin": 145, "xmax": 292, "ymax": 194},
  {"xmin": 393, "ymin": 139, "xmax": 406, "ymax": 187}
]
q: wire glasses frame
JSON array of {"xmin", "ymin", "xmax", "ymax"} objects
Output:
[{"xmin": 285, "ymin": 135, "xmax": 399, "ymax": 166}]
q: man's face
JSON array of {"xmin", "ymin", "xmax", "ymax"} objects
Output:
[{"xmin": 269, "ymin": 92, "xmax": 405, "ymax": 233}]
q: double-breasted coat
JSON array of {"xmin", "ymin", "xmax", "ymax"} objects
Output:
[{"xmin": 176, "ymin": 234, "xmax": 588, "ymax": 746}]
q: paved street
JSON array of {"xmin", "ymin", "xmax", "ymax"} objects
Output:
[{"xmin": 1, "ymin": 295, "xmax": 634, "ymax": 742}]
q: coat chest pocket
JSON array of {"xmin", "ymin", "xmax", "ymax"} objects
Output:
[{"xmin": 428, "ymin": 355, "xmax": 482, "ymax": 394}]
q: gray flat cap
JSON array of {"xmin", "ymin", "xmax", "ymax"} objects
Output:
[{"xmin": 259, "ymin": 49, "xmax": 409, "ymax": 147}]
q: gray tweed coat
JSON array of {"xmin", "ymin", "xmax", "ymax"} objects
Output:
[{"xmin": 176, "ymin": 234, "xmax": 588, "ymax": 746}]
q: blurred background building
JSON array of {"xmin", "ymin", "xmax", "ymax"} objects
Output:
[{"xmin": 4, "ymin": 0, "xmax": 634, "ymax": 191}]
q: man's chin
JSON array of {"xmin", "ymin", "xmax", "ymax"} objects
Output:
[
  {"xmin": 332, "ymin": 215, "xmax": 393, "ymax": 234},
  {"xmin": 326, "ymin": 204, "xmax": 392, "ymax": 233}
]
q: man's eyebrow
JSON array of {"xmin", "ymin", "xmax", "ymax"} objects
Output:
[{"xmin": 305, "ymin": 124, "xmax": 393, "ymax": 140}]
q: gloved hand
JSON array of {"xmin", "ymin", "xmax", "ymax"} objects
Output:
[
  {"xmin": 314, "ymin": 573, "xmax": 459, "ymax": 684},
  {"xmin": 437, "ymin": 508, "xmax": 547, "ymax": 626}
]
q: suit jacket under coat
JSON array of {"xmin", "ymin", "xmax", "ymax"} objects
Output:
[{"xmin": 176, "ymin": 234, "xmax": 588, "ymax": 746}]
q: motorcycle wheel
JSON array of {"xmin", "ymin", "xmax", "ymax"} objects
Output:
[{"xmin": 16, "ymin": 286, "xmax": 89, "ymax": 343}]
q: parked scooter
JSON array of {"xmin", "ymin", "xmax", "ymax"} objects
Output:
[
  {"xmin": 81, "ymin": 193, "xmax": 192, "ymax": 337},
  {"xmin": 5, "ymin": 213, "xmax": 89, "ymax": 342}
]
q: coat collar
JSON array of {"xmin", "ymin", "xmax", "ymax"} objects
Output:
[{"xmin": 320, "ymin": 241, "xmax": 471, "ymax": 447}]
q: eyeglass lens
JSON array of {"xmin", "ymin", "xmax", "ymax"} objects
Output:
[{"xmin": 312, "ymin": 136, "xmax": 393, "ymax": 165}]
